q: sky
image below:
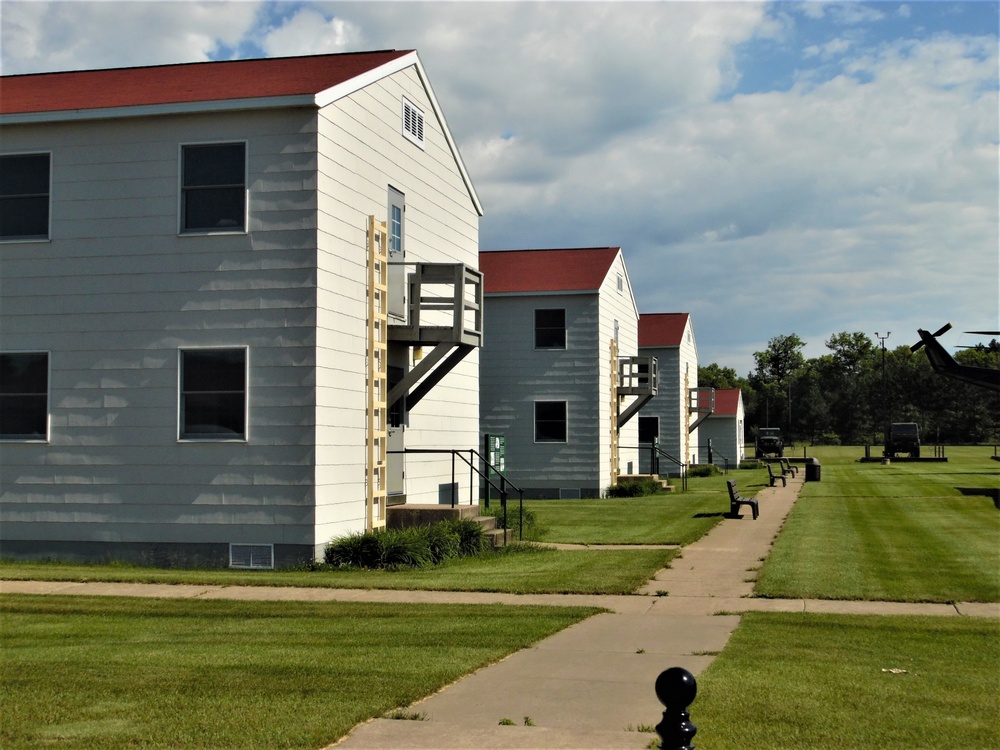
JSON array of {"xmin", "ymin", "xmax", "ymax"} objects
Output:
[{"xmin": 2, "ymin": 0, "xmax": 997, "ymax": 376}]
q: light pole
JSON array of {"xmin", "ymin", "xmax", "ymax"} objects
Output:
[{"xmin": 875, "ymin": 332, "xmax": 890, "ymax": 446}]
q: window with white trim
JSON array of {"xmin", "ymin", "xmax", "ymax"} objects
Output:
[
  {"xmin": 535, "ymin": 308, "xmax": 566, "ymax": 350},
  {"xmin": 179, "ymin": 348, "xmax": 247, "ymax": 440},
  {"xmin": 535, "ymin": 401, "xmax": 567, "ymax": 443},
  {"xmin": 180, "ymin": 143, "xmax": 246, "ymax": 233},
  {"xmin": 0, "ymin": 153, "xmax": 51, "ymax": 241},
  {"xmin": 402, "ymin": 98, "xmax": 425, "ymax": 147},
  {"xmin": 0, "ymin": 352, "xmax": 49, "ymax": 440}
]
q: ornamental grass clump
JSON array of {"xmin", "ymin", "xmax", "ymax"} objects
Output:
[
  {"xmin": 605, "ymin": 477, "xmax": 665, "ymax": 497},
  {"xmin": 324, "ymin": 519, "xmax": 489, "ymax": 571}
]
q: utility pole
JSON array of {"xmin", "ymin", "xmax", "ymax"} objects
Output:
[{"xmin": 875, "ymin": 332, "xmax": 890, "ymax": 445}]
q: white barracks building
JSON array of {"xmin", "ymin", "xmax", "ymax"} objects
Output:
[{"xmin": 0, "ymin": 52, "xmax": 484, "ymax": 568}]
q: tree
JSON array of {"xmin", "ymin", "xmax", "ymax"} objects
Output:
[{"xmin": 750, "ymin": 334, "xmax": 806, "ymax": 436}]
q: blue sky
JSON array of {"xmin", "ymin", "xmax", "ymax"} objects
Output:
[{"xmin": 2, "ymin": 1, "xmax": 997, "ymax": 375}]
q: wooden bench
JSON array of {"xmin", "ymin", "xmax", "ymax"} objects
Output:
[
  {"xmin": 727, "ymin": 480, "xmax": 759, "ymax": 520},
  {"xmin": 766, "ymin": 462, "xmax": 787, "ymax": 487},
  {"xmin": 779, "ymin": 458, "xmax": 798, "ymax": 477}
]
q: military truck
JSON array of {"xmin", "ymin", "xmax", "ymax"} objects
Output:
[
  {"xmin": 884, "ymin": 422, "xmax": 920, "ymax": 458},
  {"xmin": 755, "ymin": 427, "xmax": 784, "ymax": 458}
]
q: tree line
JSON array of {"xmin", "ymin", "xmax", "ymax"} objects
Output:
[{"xmin": 699, "ymin": 332, "xmax": 1000, "ymax": 446}]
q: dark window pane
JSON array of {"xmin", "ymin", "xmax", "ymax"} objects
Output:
[
  {"xmin": 0, "ymin": 154, "xmax": 50, "ymax": 195},
  {"xmin": 1, "ymin": 353, "xmax": 48, "ymax": 394},
  {"xmin": 535, "ymin": 401, "xmax": 566, "ymax": 442},
  {"xmin": 182, "ymin": 350, "xmax": 245, "ymax": 392},
  {"xmin": 181, "ymin": 349, "xmax": 246, "ymax": 439},
  {"xmin": 0, "ymin": 395, "xmax": 48, "ymax": 438},
  {"xmin": 0, "ymin": 196, "xmax": 49, "ymax": 238},
  {"xmin": 182, "ymin": 393, "xmax": 245, "ymax": 436},
  {"xmin": 183, "ymin": 187, "xmax": 245, "ymax": 230},
  {"xmin": 535, "ymin": 308, "xmax": 566, "ymax": 349},
  {"xmin": 0, "ymin": 154, "xmax": 50, "ymax": 239},
  {"xmin": 0, "ymin": 353, "xmax": 48, "ymax": 439},
  {"xmin": 183, "ymin": 144, "xmax": 245, "ymax": 187},
  {"xmin": 181, "ymin": 144, "xmax": 245, "ymax": 231}
]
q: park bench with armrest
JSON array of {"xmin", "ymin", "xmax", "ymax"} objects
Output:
[
  {"xmin": 727, "ymin": 480, "xmax": 759, "ymax": 520},
  {"xmin": 779, "ymin": 458, "xmax": 798, "ymax": 477},
  {"xmin": 766, "ymin": 462, "xmax": 787, "ymax": 487}
]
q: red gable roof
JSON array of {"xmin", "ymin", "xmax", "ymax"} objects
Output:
[
  {"xmin": 639, "ymin": 313, "xmax": 690, "ymax": 347},
  {"xmin": 0, "ymin": 51, "xmax": 411, "ymax": 115},
  {"xmin": 710, "ymin": 388, "xmax": 742, "ymax": 417},
  {"xmin": 480, "ymin": 248, "xmax": 622, "ymax": 294}
]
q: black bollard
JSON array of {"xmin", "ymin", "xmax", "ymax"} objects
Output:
[{"xmin": 655, "ymin": 666, "xmax": 697, "ymax": 750}]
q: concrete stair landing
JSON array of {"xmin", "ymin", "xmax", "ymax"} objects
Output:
[{"xmin": 387, "ymin": 504, "xmax": 512, "ymax": 548}]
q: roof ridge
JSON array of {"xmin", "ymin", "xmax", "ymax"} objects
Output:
[{"xmin": 0, "ymin": 50, "xmax": 407, "ymax": 80}]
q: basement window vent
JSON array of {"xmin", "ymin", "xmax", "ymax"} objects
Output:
[
  {"xmin": 559, "ymin": 488, "xmax": 582, "ymax": 499},
  {"xmin": 229, "ymin": 544, "xmax": 274, "ymax": 570},
  {"xmin": 403, "ymin": 98, "xmax": 425, "ymax": 147}
]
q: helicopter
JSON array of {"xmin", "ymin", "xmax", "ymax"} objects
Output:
[{"xmin": 911, "ymin": 323, "xmax": 1000, "ymax": 392}]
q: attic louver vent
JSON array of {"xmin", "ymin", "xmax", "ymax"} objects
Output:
[
  {"xmin": 229, "ymin": 543, "xmax": 274, "ymax": 569},
  {"xmin": 403, "ymin": 98, "xmax": 425, "ymax": 147}
]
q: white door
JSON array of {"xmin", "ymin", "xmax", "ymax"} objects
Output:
[{"xmin": 387, "ymin": 187, "xmax": 406, "ymax": 321}]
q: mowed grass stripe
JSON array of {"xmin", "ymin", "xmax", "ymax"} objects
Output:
[
  {"xmin": 758, "ymin": 450, "xmax": 1000, "ymax": 602},
  {"xmin": 694, "ymin": 612, "xmax": 1000, "ymax": 750},
  {"xmin": 0, "ymin": 595, "xmax": 600, "ymax": 750}
]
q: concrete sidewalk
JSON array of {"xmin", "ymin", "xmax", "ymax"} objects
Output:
[
  {"xmin": 330, "ymin": 471, "xmax": 798, "ymax": 749},
  {"xmin": 3, "ymin": 470, "xmax": 996, "ymax": 749}
]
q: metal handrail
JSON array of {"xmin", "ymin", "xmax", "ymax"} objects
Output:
[
  {"xmin": 388, "ymin": 448, "xmax": 525, "ymax": 541},
  {"xmin": 623, "ymin": 444, "xmax": 688, "ymax": 492}
]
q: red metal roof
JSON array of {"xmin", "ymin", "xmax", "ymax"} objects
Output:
[
  {"xmin": 711, "ymin": 388, "xmax": 742, "ymax": 416},
  {"xmin": 0, "ymin": 51, "xmax": 411, "ymax": 115},
  {"xmin": 638, "ymin": 313, "xmax": 690, "ymax": 347},
  {"xmin": 480, "ymin": 248, "xmax": 622, "ymax": 294}
]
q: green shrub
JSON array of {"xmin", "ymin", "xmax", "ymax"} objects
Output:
[
  {"xmin": 379, "ymin": 528, "xmax": 433, "ymax": 569},
  {"xmin": 446, "ymin": 518, "xmax": 489, "ymax": 557},
  {"xmin": 425, "ymin": 522, "xmax": 461, "ymax": 564},
  {"xmin": 738, "ymin": 460, "xmax": 762, "ymax": 470},
  {"xmin": 324, "ymin": 518, "xmax": 492, "ymax": 571},
  {"xmin": 688, "ymin": 464, "xmax": 722, "ymax": 478},
  {"xmin": 606, "ymin": 478, "xmax": 665, "ymax": 497},
  {"xmin": 324, "ymin": 531, "xmax": 382, "ymax": 568}
]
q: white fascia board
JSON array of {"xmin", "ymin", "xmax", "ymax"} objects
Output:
[
  {"xmin": 0, "ymin": 95, "xmax": 316, "ymax": 125},
  {"xmin": 315, "ymin": 50, "xmax": 483, "ymax": 218}
]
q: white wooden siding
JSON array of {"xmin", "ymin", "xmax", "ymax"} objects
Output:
[
  {"xmin": 0, "ymin": 109, "xmax": 321, "ymax": 557},
  {"xmin": 314, "ymin": 64, "xmax": 480, "ymax": 541}
]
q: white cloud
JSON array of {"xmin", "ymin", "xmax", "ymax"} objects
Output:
[
  {"xmin": 0, "ymin": 1, "xmax": 261, "ymax": 74},
  {"xmin": 1, "ymin": 1, "xmax": 995, "ymax": 374}
]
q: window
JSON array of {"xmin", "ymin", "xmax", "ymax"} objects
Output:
[
  {"xmin": 535, "ymin": 401, "xmax": 567, "ymax": 443},
  {"xmin": 179, "ymin": 348, "xmax": 247, "ymax": 440},
  {"xmin": 614, "ymin": 319, "xmax": 619, "ymax": 345},
  {"xmin": 617, "ymin": 274, "xmax": 623, "ymax": 293},
  {"xmin": 402, "ymin": 98, "xmax": 425, "ymax": 146},
  {"xmin": 0, "ymin": 153, "xmax": 50, "ymax": 240},
  {"xmin": 535, "ymin": 309, "xmax": 566, "ymax": 349},
  {"xmin": 180, "ymin": 143, "xmax": 246, "ymax": 233},
  {"xmin": 0, "ymin": 352, "xmax": 48, "ymax": 440}
]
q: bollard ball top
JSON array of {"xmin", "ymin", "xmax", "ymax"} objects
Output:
[{"xmin": 655, "ymin": 666, "xmax": 697, "ymax": 707}]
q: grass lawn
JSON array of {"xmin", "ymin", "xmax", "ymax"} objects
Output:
[
  {"xmin": 756, "ymin": 446, "xmax": 1000, "ymax": 602},
  {"xmin": 694, "ymin": 612, "xmax": 1000, "ymax": 749},
  {"xmin": 524, "ymin": 466, "xmax": 772, "ymax": 545},
  {"xmin": 0, "ymin": 545, "xmax": 678, "ymax": 595},
  {"xmin": 0, "ymin": 594, "xmax": 600, "ymax": 750}
]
